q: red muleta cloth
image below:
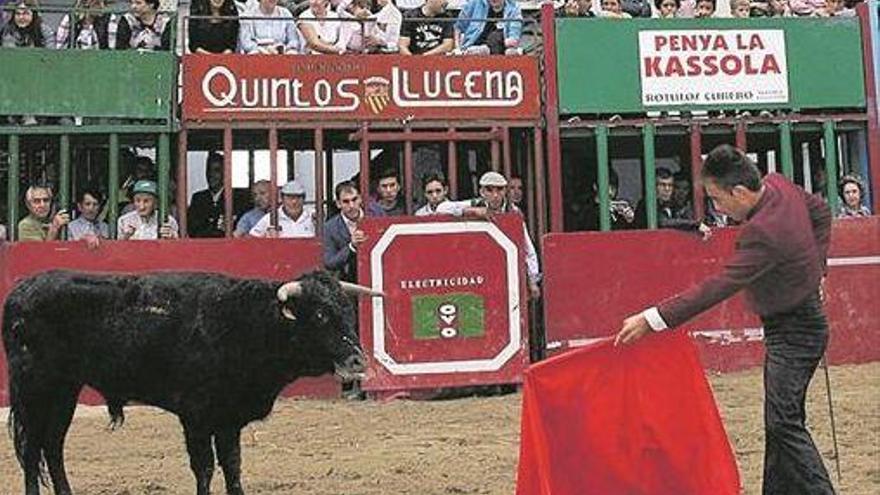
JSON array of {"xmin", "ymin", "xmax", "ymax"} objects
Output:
[{"xmin": 516, "ymin": 332, "xmax": 740, "ymax": 495}]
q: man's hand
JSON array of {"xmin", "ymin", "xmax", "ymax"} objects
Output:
[
  {"xmin": 351, "ymin": 229, "xmax": 367, "ymax": 248},
  {"xmin": 52, "ymin": 210, "xmax": 71, "ymax": 229},
  {"xmin": 83, "ymin": 233, "xmax": 101, "ymax": 250},
  {"xmin": 121, "ymin": 224, "xmax": 136, "ymax": 240},
  {"xmin": 159, "ymin": 223, "xmax": 178, "ymax": 239},
  {"xmin": 614, "ymin": 313, "xmax": 652, "ymax": 346}
]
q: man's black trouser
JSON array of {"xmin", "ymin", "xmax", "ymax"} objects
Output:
[{"xmin": 760, "ymin": 294, "xmax": 835, "ymax": 495}]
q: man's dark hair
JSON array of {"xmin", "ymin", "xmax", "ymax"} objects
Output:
[
  {"xmin": 421, "ymin": 171, "xmax": 447, "ymax": 189},
  {"xmin": 838, "ymin": 174, "xmax": 864, "ymax": 198},
  {"xmin": 656, "ymin": 168, "xmax": 674, "ymax": 181},
  {"xmin": 701, "ymin": 145, "xmax": 762, "ymax": 192},
  {"xmin": 377, "ymin": 167, "xmax": 399, "ymax": 183},
  {"xmin": 145, "ymin": 0, "xmax": 161, "ymax": 10},
  {"xmin": 76, "ymin": 188, "xmax": 103, "ymax": 204},
  {"xmin": 335, "ymin": 181, "xmax": 360, "ymax": 200}
]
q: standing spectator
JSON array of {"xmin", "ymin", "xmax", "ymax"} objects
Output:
[
  {"xmin": 17, "ymin": 185, "xmax": 70, "ymax": 242},
  {"xmin": 836, "ymin": 175, "xmax": 871, "ymax": 218},
  {"xmin": 415, "ymin": 172, "xmax": 453, "ymax": 216},
  {"xmin": 117, "ymin": 180, "xmax": 179, "ymax": 240},
  {"xmin": 619, "ymin": 0, "xmax": 652, "ymax": 16},
  {"xmin": 372, "ymin": 0, "xmax": 402, "ymax": 52},
  {"xmin": 68, "ymin": 189, "xmax": 110, "ymax": 241},
  {"xmin": 789, "ymin": 0, "xmax": 823, "ymax": 15},
  {"xmin": 234, "ymin": 179, "xmax": 273, "ymax": 237},
  {"xmin": 366, "ymin": 168, "xmax": 405, "ymax": 216},
  {"xmin": 323, "ymin": 181, "xmax": 366, "ymax": 283},
  {"xmin": 398, "ymin": 0, "xmax": 453, "ymax": 55},
  {"xmin": 730, "ymin": 0, "xmax": 750, "ymax": 16},
  {"xmin": 561, "ymin": 0, "xmax": 596, "ymax": 16},
  {"xmin": 189, "ymin": 0, "xmax": 239, "ymax": 53},
  {"xmin": 654, "ymin": 0, "xmax": 679, "ymax": 16},
  {"xmin": 599, "ymin": 0, "xmax": 633, "ymax": 17},
  {"xmin": 455, "ymin": 0, "xmax": 521, "ymax": 55},
  {"xmin": 116, "ymin": 0, "xmax": 171, "ymax": 50},
  {"xmin": 239, "ymin": 0, "xmax": 299, "ymax": 53},
  {"xmin": 574, "ymin": 169, "xmax": 635, "ymax": 231},
  {"xmin": 187, "ymin": 152, "xmax": 239, "ymax": 238},
  {"xmin": 249, "ymin": 179, "xmax": 316, "ymax": 237},
  {"xmin": 1, "ymin": 0, "xmax": 54, "ymax": 48},
  {"xmin": 508, "ymin": 176, "xmax": 524, "ymax": 210},
  {"xmin": 297, "ymin": 0, "xmax": 342, "ymax": 54},
  {"xmin": 55, "ymin": 0, "xmax": 115, "ymax": 49}
]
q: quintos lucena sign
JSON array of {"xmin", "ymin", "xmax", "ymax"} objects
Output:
[
  {"xmin": 638, "ymin": 30, "xmax": 789, "ymax": 107},
  {"xmin": 182, "ymin": 55, "xmax": 541, "ymax": 121}
]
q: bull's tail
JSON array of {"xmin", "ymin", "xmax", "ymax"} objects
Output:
[{"xmin": 7, "ymin": 368, "xmax": 49, "ymax": 486}]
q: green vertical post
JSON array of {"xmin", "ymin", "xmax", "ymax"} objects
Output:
[
  {"xmin": 596, "ymin": 125, "xmax": 610, "ymax": 232},
  {"xmin": 643, "ymin": 123, "xmax": 657, "ymax": 230},
  {"xmin": 108, "ymin": 133, "xmax": 119, "ymax": 239},
  {"xmin": 8, "ymin": 135, "xmax": 20, "ymax": 242},
  {"xmin": 823, "ymin": 120, "xmax": 838, "ymax": 212},
  {"xmin": 158, "ymin": 133, "xmax": 171, "ymax": 227},
  {"xmin": 59, "ymin": 134, "xmax": 71, "ymax": 240},
  {"xmin": 779, "ymin": 121, "xmax": 794, "ymax": 180}
]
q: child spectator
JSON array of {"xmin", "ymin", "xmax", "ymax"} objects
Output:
[
  {"xmin": 599, "ymin": 0, "xmax": 633, "ymax": 18},
  {"xmin": 654, "ymin": 0, "xmax": 679, "ymax": 17},
  {"xmin": 116, "ymin": 0, "xmax": 171, "ymax": 50},
  {"xmin": 239, "ymin": 0, "xmax": 299, "ymax": 54},
  {"xmin": 68, "ymin": 189, "xmax": 110, "ymax": 240},
  {"xmin": 189, "ymin": 0, "xmax": 239, "ymax": 53},
  {"xmin": 117, "ymin": 180, "xmax": 179, "ymax": 240},
  {"xmin": 561, "ymin": 0, "xmax": 596, "ymax": 16},
  {"xmin": 372, "ymin": 0, "xmax": 402, "ymax": 52},
  {"xmin": 1, "ymin": 0, "xmax": 54, "ymax": 48},
  {"xmin": 399, "ymin": 0, "xmax": 453, "ymax": 55},
  {"xmin": 297, "ymin": 0, "xmax": 342, "ymax": 54},
  {"xmin": 836, "ymin": 175, "xmax": 871, "ymax": 218},
  {"xmin": 55, "ymin": 0, "xmax": 115, "ymax": 49},
  {"xmin": 455, "ymin": 0, "xmax": 522, "ymax": 56},
  {"xmin": 730, "ymin": 0, "xmax": 750, "ymax": 16},
  {"xmin": 693, "ymin": 0, "xmax": 715, "ymax": 16}
]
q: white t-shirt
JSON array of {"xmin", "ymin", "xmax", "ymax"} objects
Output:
[
  {"xmin": 117, "ymin": 210, "xmax": 179, "ymax": 240},
  {"xmin": 249, "ymin": 206, "xmax": 316, "ymax": 238},
  {"xmin": 297, "ymin": 8, "xmax": 341, "ymax": 53},
  {"xmin": 414, "ymin": 200, "xmax": 457, "ymax": 216}
]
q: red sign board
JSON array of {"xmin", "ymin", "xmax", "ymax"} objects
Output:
[
  {"xmin": 182, "ymin": 54, "xmax": 541, "ymax": 122},
  {"xmin": 357, "ymin": 215, "xmax": 529, "ymax": 391}
]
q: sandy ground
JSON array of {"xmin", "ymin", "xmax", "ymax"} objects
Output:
[{"xmin": 0, "ymin": 362, "xmax": 877, "ymax": 495}]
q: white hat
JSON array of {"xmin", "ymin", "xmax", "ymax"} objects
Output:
[
  {"xmin": 280, "ymin": 180, "xmax": 306, "ymax": 196},
  {"xmin": 479, "ymin": 171, "xmax": 508, "ymax": 187}
]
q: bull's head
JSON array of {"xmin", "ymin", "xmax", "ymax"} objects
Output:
[{"xmin": 276, "ymin": 271, "xmax": 382, "ymax": 381}]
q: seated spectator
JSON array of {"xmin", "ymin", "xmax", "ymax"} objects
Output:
[
  {"xmin": 561, "ymin": 0, "xmax": 597, "ymax": 17},
  {"xmin": 573, "ymin": 169, "xmax": 635, "ymax": 231},
  {"xmin": 55, "ymin": 0, "xmax": 115, "ymax": 49},
  {"xmin": 117, "ymin": 180, "xmax": 179, "ymax": 240},
  {"xmin": 239, "ymin": 0, "xmax": 299, "ymax": 53},
  {"xmin": 693, "ymin": 0, "xmax": 714, "ymax": 16},
  {"xmin": 455, "ymin": 0, "xmax": 521, "ymax": 56},
  {"xmin": 1, "ymin": 0, "xmax": 54, "ymax": 48},
  {"xmin": 335, "ymin": 0, "xmax": 375, "ymax": 53},
  {"xmin": 836, "ymin": 174, "xmax": 871, "ymax": 218},
  {"xmin": 599, "ymin": 0, "xmax": 633, "ymax": 18},
  {"xmin": 730, "ymin": 0, "xmax": 750, "ymax": 16},
  {"xmin": 366, "ymin": 167, "xmax": 405, "ymax": 216},
  {"xmin": 116, "ymin": 0, "xmax": 171, "ymax": 50},
  {"xmin": 249, "ymin": 179, "xmax": 316, "ymax": 237},
  {"xmin": 297, "ymin": 0, "xmax": 342, "ymax": 54},
  {"xmin": 813, "ymin": 0, "xmax": 853, "ymax": 16},
  {"xmin": 189, "ymin": 0, "xmax": 239, "ymax": 53},
  {"xmin": 68, "ymin": 189, "xmax": 110, "ymax": 240},
  {"xmin": 372, "ymin": 0, "xmax": 402, "ymax": 52},
  {"xmin": 789, "ymin": 0, "xmax": 823, "ymax": 15},
  {"xmin": 415, "ymin": 172, "xmax": 454, "ymax": 215},
  {"xmin": 323, "ymin": 181, "xmax": 366, "ymax": 283},
  {"xmin": 17, "ymin": 185, "xmax": 70, "ymax": 242},
  {"xmin": 750, "ymin": 0, "xmax": 790, "ymax": 16},
  {"xmin": 619, "ymin": 0, "xmax": 652, "ymax": 17},
  {"xmin": 654, "ymin": 0, "xmax": 678, "ymax": 17},
  {"xmin": 188, "ymin": 152, "xmax": 240, "ymax": 238},
  {"xmin": 234, "ymin": 179, "xmax": 273, "ymax": 237},
  {"xmin": 399, "ymin": 0, "xmax": 453, "ymax": 55}
]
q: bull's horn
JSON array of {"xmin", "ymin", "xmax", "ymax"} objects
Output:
[
  {"xmin": 339, "ymin": 281, "xmax": 384, "ymax": 297},
  {"xmin": 277, "ymin": 281, "xmax": 303, "ymax": 302}
]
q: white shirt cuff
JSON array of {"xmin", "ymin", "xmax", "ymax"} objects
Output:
[{"xmin": 642, "ymin": 307, "xmax": 669, "ymax": 332}]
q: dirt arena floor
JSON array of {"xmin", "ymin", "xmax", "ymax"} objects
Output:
[{"xmin": 1, "ymin": 362, "xmax": 877, "ymax": 495}]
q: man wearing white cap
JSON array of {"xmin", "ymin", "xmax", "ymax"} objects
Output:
[{"xmin": 249, "ymin": 179, "xmax": 316, "ymax": 238}]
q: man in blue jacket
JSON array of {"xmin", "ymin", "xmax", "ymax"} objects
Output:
[
  {"xmin": 323, "ymin": 181, "xmax": 366, "ymax": 283},
  {"xmin": 455, "ymin": 0, "xmax": 522, "ymax": 55}
]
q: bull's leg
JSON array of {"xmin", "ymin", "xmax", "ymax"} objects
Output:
[
  {"xmin": 43, "ymin": 385, "xmax": 80, "ymax": 495},
  {"xmin": 214, "ymin": 428, "xmax": 245, "ymax": 495},
  {"xmin": 182, "ymin": 422, "xmax": 215, "ymax": 495},
  {"xmin": 9, "ymin": 371, "xmax": 50, "ymax": 495}
]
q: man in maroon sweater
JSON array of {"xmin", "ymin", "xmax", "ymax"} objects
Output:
[{"xmin": 615, "ymin": 145, "xmax": 835, "ymax": 494}]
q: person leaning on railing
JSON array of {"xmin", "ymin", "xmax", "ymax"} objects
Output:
[
  {"xmin": 1, "ymin": 0, "xmax": 54, "ymax": 48},
  {"xmin": 239, "ymin": 0, "xmax": 300, "ymax": 54},
  {"xmin": 115, "ymin": 0, "xmax": 171, "ymax": 50},
  {"xmin": 398, "ymin": 0, "xmax": 453, "ymax": 55},
  {"xmin": 55, "ymin": 0, "xmax": 115, "ymax": 49},
  {"xmin": 454, "ymin": 0, "xmax": 522, "ymax": 55},
  {"xmin": 297, "ymin": 0, "xmax": 343, "ymax": 54},
  {"xmin": 189, "ymin": 0, "xmax": 239, "ymax": 53}
]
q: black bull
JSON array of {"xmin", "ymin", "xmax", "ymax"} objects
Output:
[{"xmin": 2, "ymin": 269, "xmax": 379, "ymax": 495}]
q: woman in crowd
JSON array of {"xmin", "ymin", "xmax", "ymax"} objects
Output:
[
  {"xmin": 1, "ymin": 0, "xmax": 54, "ymax": 48},
  {"xmin": 836, "ymin": 175, "xmax": 872, "ymax": 218},
  {"xmin": 189, "ymin": 0, "xmax": 239, "ymax": 53},
  {"xmin": 55, "ymin": 0, "xmax": 114, "ymax": 49}
]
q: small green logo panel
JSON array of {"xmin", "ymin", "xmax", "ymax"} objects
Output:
[{"xmin": 412, "ymin": 293, "xmax": 485, "ymax": 339}]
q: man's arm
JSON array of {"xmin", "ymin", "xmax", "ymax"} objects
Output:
[{"xmin": 422, "ymin": 36, "xmax": 453, "ymax": 55}]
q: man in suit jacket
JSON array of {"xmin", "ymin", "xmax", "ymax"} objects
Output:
[
  {"xmin": 615, "ymin": 145, "xmax": 834, "ymax": 495},
  {"xmin": 188, "ymin": 152, "xmax": 246, "ymax": 238},
  {"xmin": 323, "ymin": 181, "xmax": 366, "ymax": 283}
]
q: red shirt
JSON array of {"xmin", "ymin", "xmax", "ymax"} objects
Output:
[{"xmin": 658, "ymin": 174, "xmax": 832, "ymax": 328}]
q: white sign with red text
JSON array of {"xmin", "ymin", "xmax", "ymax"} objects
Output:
[{"xmin": 638, "ymin": 30, "xmax": 788, "ymax": 107}]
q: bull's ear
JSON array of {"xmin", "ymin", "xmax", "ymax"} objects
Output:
[{"xmin": 281, "ymin": 306, "xmax": 297, "ymax": 321}]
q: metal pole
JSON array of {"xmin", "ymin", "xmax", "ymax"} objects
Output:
[
  {"xmin": 541, "ymin": 2, "xmax": 563, "ymax": 232},
  {"xmin": 448, "ymin": 129, "xmax": 458, "ymax": 199},
  {"xmin": 643, "ymin": 123, "xmax": 657, "ymax": 230},
  {"xmin": 404, "ymin": 126, "xmax": 413, "ymax": 214},
  {"xmin": 177, "ymin": 130, "xmax": 189, "ymax": 237},
  {"xmin": 223, "ymin": 127, "xmax": 234, "ymax": 236},
  {"xmin": 158, "ymin": 133, "xmax": 171, "ymax": 231},
  {"xmin": 820, "ymin": 354, "xmax": 842, "ymax": 483},
  {"xmin": 596, "ymin": 125, "xmax": 610, "ymax": 232},
  {"xmin": 269, "ymin": 126, "xmax": 279, "ymax": 230},
  {"xmin": 690, "ymin": 124, "xmax": 705, "ymax": 222},
  {"xmin": 315, "ymin": 127, "xmax": 325, "ymax": 236},
  {"xmin": 108, "ymin": 133, "xmax": 119, "ymax": 239},
  {"xmin": 359, "ymin": 123, "xmax": 370, "ymax": 201},
  {"xmin": 780, "ymin": 121, "xmax": 795, "ymax": 180},
  {"xmin": 735, "ymin": 121, "xmax": 747, "ymax": 151},
  {"xmin": 534, "ymin": 128, "xmax": 547, "ymax": 237},
  {"xmin": 7, "ymin": 135, "xmax": 20, "ymax": 242},
  {"xmin": 502, "ymin": 125, "xmax": 512, "ymax": 179},
  {"xmin": 823, "ymin": 121, "xmax": 839, "ymax": 212},
  {"xmin": 59, "ymin": 134, "xmax": 70, "ymax": 240},
  {"xmin": 491, "ymin": 130, "xmax": 500, "ymax": 172}
]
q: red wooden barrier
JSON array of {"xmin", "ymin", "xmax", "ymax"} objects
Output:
[
  {"xmin": 542, "ymin": 217, "xmax": 880, "ymax": 371},
  {"xmin": 0, "ymin": 239, "xmax": 338, "ymax": 407}
]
